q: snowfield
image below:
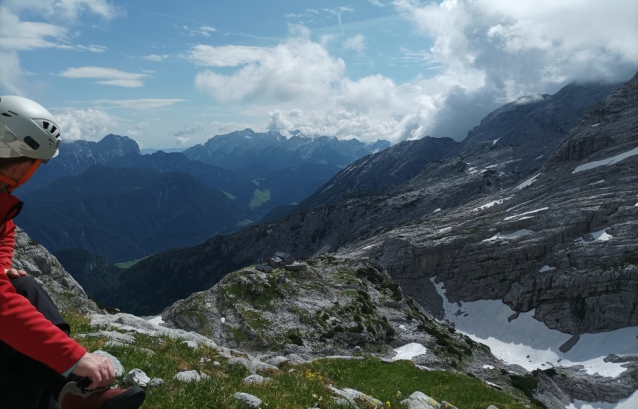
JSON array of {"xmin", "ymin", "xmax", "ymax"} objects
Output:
[
  {"xmin": 573, "ymin": 146, "xmax": 638, "ymax": 173},
  {"xmin": 431, "ymin": 278, "xmax": 638, "ymax": 380}
]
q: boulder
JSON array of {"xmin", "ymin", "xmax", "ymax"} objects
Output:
[
  {"xmin": 174, "ymin": 370, "xmax": 201, "ymax": 382},
  {"xmin": 234, "ymin": 392, "xmax": 262, "ymax": 408},
  {"xmin": 124, "ymin": 368, "xmax": 150, "ymax": 387}
]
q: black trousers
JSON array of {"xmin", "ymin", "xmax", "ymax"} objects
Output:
[{"xmin": 0, "ymin": 276, "xmax": 72, "ymax": 409}]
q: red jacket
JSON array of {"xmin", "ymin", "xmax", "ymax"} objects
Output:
[{"xmin": 0, "ymin": 192, "xmax": 86, "ymax": 374}]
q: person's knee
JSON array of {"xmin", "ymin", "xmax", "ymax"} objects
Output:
[{"xmin": 10, "ymin": 275, "xmax": 42, "ymax": 297}]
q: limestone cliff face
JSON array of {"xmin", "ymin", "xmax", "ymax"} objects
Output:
[
  {"xmin": 340, "ymin": 72, "xmax": 638, "ymax": 335},
  {"xmin": 12, "ymin": 226, "xmax": 98, "ymax": 313}
]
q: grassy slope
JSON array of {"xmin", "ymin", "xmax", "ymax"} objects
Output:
[{"xmin": 63, "ymin": 311, "xmax": 538, "ymax": 409}]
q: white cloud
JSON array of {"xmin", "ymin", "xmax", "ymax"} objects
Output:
[
  {"xmin": 343, "ymin": 34, "xmax": 366, "ymax": 53},
  {"xmin": 4, "ymin": 0, "xmax": 121, "ymax": 21},
  {"xmin": 199, "ymin": 26, "xmax": 216, "ymax": 37},
  {"xmin": 60, "ymin": 66, "xmax": 148, "ymax": 87},
  {"xmin": 175, "ymin": 136, "xmax": 190, "ymax": 145},
  {"xmin": 171, "ymin": 124, "xmax": 204, "ymax": 138},
  {"xmin": 142, "ymin": 54, "xmax": 169, "ymax": 62},
  {"xmin": 76, "ymin": 44, "xmax": 108, "ymax": 53},
  {"xmin": 0, "ymin": 1, "xmax": 122, "ymax": 95},
  {"xmin": 179, "ymin": 24, "xmax": 217, "ymax": 37},
  {"xmin": 367, "ymin": 0, "xmax": 386, "ymax": 7},
  {"xmin": 188, "ymin": 2, "xmax": 637, "ymax": 144},
  {"xmin": 55, "ymin": 108, "xmax": 119, "ymax": 141},
  {"xmin": 193, "ymin": 29, "xmax": 345, "ymax": 104},
  {"xmin": 0, "ymin": 50, "xmax": 26, "ymax": 94},
  {"xmin": 189, "ymin": 28, "xmax": 445, "ymax": 143},
  {"xmin": 126, "ymin": 121, "xmax": 147, "ymax": 136},
  {"xmin": 0, "ymin": 8, "xmax": 69, "ymax": 51},
  {"xmin": 389, "ymin": 0, "xmax": 638, "ymax": 139},
  {"xmin": 188, "ymin": 45, "xmax": 267, "ymax": 67},
  {"xmin": 90, "ymin": 99, "xmax": 185, "ymax": 110}
]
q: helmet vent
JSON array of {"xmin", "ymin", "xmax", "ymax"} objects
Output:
[
  {"xmin": 7, "ymin": 111, "xmax": 18, "ymax": 116},
  {"xmin": 50, "ymin": 125, "xmax": 57, "ymax": 133},
  {"xmin": 43, "ymin": 121, "xmax": 49, "ymax": 130},
  {"xmin": 1, "ymin": 113, "xmax": 11, "ymax": 117},
  {"xmin": 24, "ymin": 136, "xmax": 40, "ymax": 150}
]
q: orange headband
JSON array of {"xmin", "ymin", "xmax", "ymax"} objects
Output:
[{"xmin": 0, "ymin": 159, "xmax": 42, "ymax": 193}]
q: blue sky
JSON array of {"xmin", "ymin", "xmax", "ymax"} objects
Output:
[{"xmin": 1, "ymin": 0, "xmax": 637, "ymax": 149}]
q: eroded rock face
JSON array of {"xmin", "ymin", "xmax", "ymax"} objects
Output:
[
  {"xmin": 340, "ymin": 72, "xmax": 638, "ymax": 335},
  {"xmin": 161, "ymin": 257, "xmax": 482, "ymax": 369},
  {"xmin": 12, "ymin": 226, "xmax": 98, "ymax": 314}
]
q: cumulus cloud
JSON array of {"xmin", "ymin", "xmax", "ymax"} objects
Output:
[
  {"xmin": 90, "ymin": 98, "xmax": 185, "ymax": 110},
  {"xmin": 188, "ymin": 2, "xmax": 637, "ymax": 143},
  {"xmin": 193, "ymin": 28, "xmax": 345, "ymax": 103},
  {"xmin": 393, "ymin": 0, "xmax": 638, "ymax": 139},
  {"xmin": 55, "ymin": 109, "xmax": 119, "ymax": 141},
  {"xmin": 190, "ymin": 27, "xmax": 446, "ymax": 142},
  {"xmin": 60, "ymin": 66, "xmax": 148, "ymax": 87},
  {"xmin": 343, "ymin": 34, "xmax": 365, "ymax": 54}
]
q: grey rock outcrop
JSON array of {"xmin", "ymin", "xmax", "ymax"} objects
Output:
[
  {"xmin": 161, "ymin": 258, "xmax": 479, "ymax": 366},
  {"xmin": 12, "ymin": 227, "xmax": 98, "ymax": 313}
]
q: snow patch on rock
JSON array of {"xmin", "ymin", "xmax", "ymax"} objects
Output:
[
  {"xmin": 393, "ymin": 343, "xmax": 427, "ymax": 361},
  {"xmin": 431, "ymin": 278, "xmax": 638, "ymax": 378},
  {"xmin": 573, "ymin": 147, "xmax": 638, "ymax": 173},
  {"xmin": 515, "ymin": 174, "xmax": 540, "ymax": 190}
]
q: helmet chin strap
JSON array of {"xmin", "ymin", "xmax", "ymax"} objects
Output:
[{"xmin": 0, "ymin": 159, "xmax": 42, "ymax": 193}]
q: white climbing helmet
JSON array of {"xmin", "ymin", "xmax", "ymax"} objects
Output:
[{"xmin": 0, "ymin": 96, "xmax": 61, "ymax": 160}]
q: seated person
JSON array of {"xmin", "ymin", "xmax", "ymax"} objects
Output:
[{"xmin": 0, "ymin": 95, "xmax": 146, "ymax": 409}]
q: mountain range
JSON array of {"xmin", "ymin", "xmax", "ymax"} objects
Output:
[
  {"xmin": 16, "ymin": 131, "xmax": 386, "ymax": 261},
  {"xmin": 182, "ymin": 128, "xmax": 390, "ymax": 172},
  {"xmin": 96, "ymin": 78, "xmax": 627, "ymax": 315}
]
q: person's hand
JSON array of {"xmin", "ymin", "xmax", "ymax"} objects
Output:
[
  {"xmin": 71, "ymin": 352, "xmax": 116, "ymax": 389},
  {"xmin": 4, "ymin": 268, "xmax": 27, "ymax": 278}
]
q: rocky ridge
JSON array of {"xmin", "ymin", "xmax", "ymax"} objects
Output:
[{"xmin": 183, "ymin": 128, "xmax": 390, "ymax": 172}]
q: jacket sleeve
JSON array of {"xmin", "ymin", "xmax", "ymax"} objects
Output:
[
  {"xmin": 0, "ymin": 274, "xmax": 87, "ymax": 374},
  {"xmin": 0, "ymin": 220, "xmax": 16, "ymax": 271}
]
